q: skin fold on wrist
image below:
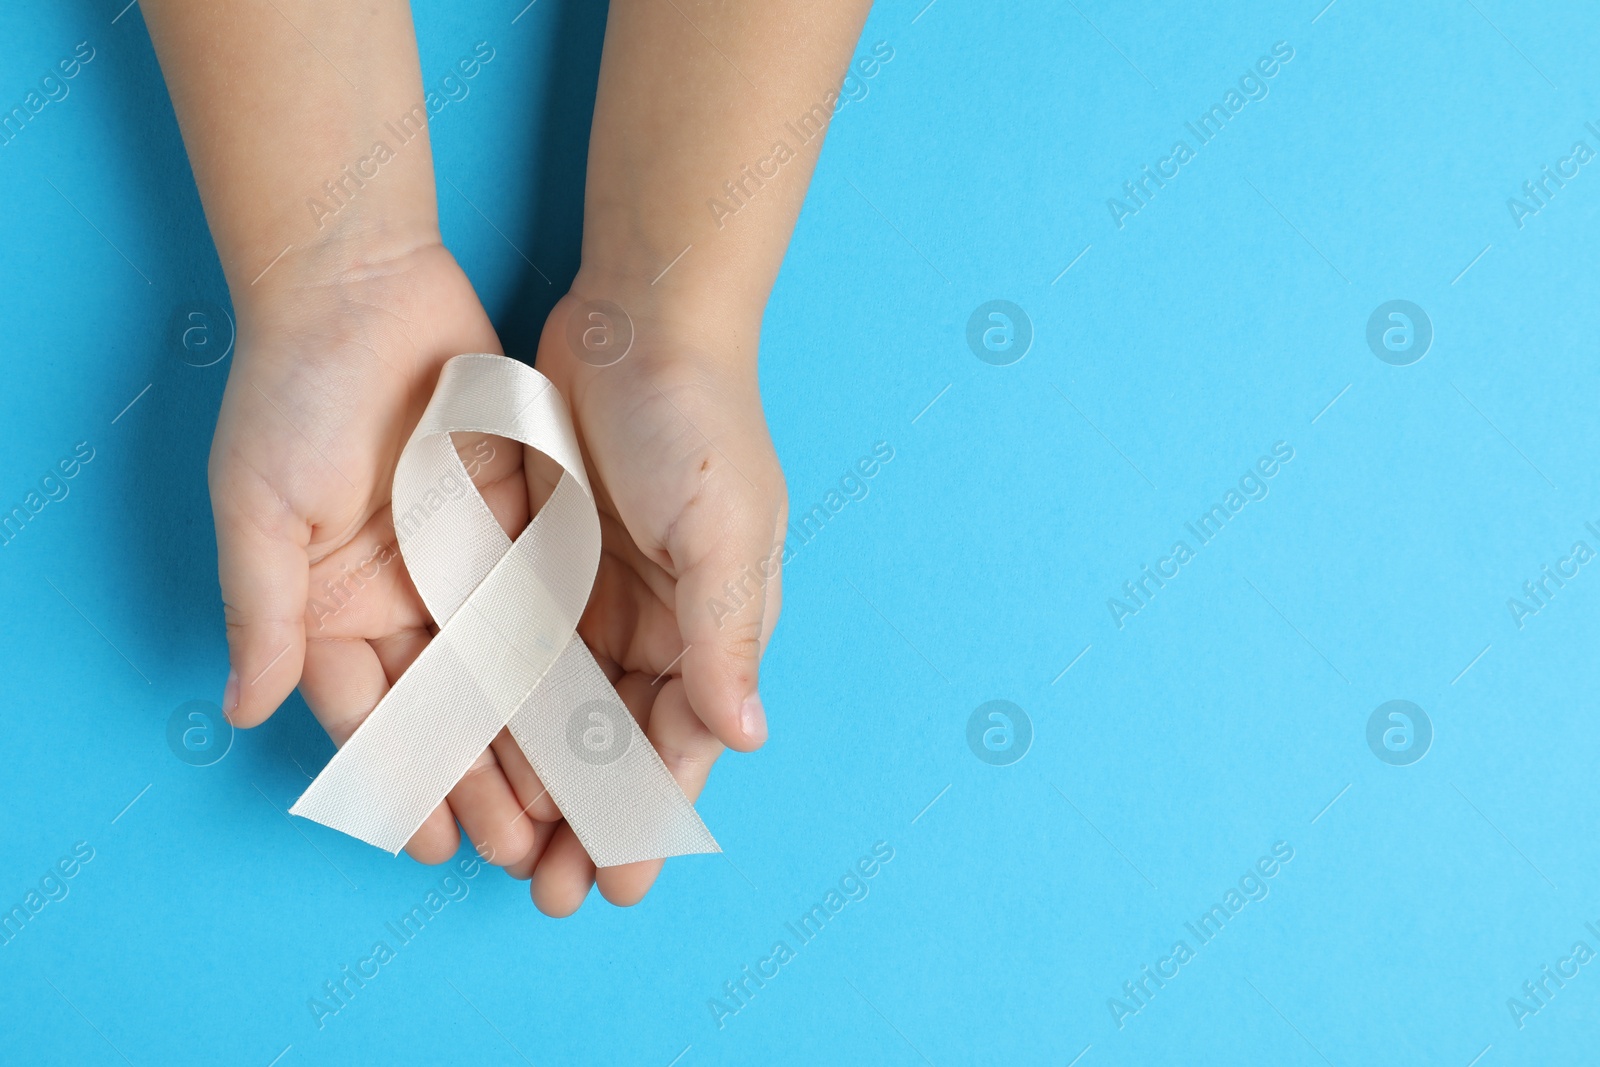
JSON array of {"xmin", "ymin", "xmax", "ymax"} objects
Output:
[
  {"xmin": 563, "ymin": 265, "xmax": 765, "ymax": 372},
  {"xmin": 227, "ymin": 221, "xmax": 446, "ymax": 324}
]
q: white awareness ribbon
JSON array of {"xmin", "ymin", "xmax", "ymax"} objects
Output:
[{"xmin": 290, "ymin": 353, "xmax": 719, "ymax": 867}]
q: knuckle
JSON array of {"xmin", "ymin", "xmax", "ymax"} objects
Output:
[{"xmin": 718, "ymin": 628, "xmax": 763, "ymax": 665}]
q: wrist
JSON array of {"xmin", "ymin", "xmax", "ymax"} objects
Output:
[
  {"xmin": 229, "ymin": 219, "xmax": 444, "ymax": 329},
  {"xmin": 567, "ymin": 260, "xmax": 764, "ymax": 369}
]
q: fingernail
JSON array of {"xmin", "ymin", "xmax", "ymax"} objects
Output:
[
  {"xmin": 740, "ymin": 693, "xmax": 767, "ymax": 743},
  {"xmin": 222, "ymin": 668, "xmax": 239, "ymax": 723}
]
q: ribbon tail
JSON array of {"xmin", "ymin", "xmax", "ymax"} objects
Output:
[{"xmin": 507, "ymin": 635, "xmax": 720, "ymax": 868}]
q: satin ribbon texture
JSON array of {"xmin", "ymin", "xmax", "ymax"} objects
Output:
[{"xmin": 290, "ymin": 353, "xmax": 720, "ymax": 867}]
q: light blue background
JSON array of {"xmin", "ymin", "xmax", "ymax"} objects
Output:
[{"xmin": 3, "ymin": 1, "xmax": 1599, "ymax": 1064}]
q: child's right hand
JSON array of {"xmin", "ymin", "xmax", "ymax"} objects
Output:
[
  {"xmin": 212, "ymin": 240, "xmax": 559, "ymax": 878},
  {"xmin": 518, "ymin": 284, "xmax": 789, "ymax": 915}
]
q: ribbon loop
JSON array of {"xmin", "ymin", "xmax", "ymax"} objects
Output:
[{"xmin": 290, "ymin": 353, "xmax": 719, "ymax": 867}]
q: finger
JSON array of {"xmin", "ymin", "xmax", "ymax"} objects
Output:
[
  {"xmin": 367, "ymin": 631, "xmax": 534, "ymax": 867},
  {"xmin": 369, "ymin": 628, "xmax": 431, "ymax": 687},
  {"xmin": 597, "ymin": 504, "xmax": 677, "ymax": 609},
  {"xmin": 504, "ymin": 818, "xmax": 560, "ymax": 880},
  {"xmin": 669, "ymin": 473, "xmax": 784, "ymax": 752},
  {"xmin": 304, "ymin": 532, "xmax": 426, "ymax": 641},
  {"xmin": 305, "ymin": 460, "xmax": 533, "ymax": 642},
  {"xmin": 367, "ymin": 630, "xmax": 460, "ymax": 863},
  {"xmin": 299, "ymin": 635, "xmax": 459, "ymax": 863},
  {"xmin": 491, "ymin": 729, "xmax": 561, "ymax": 822},
  {"xmin": 578, "ymin": 551, "xmax": 684, "ymax": 678},
  {"xmin": 596, "ymin": 674, "xmax": 723, "ymax": 906},
  {"xmin": 759, "ymin": 542, "xmax": 784, "ymax": 647},
  {"xmin": 455, "ymin": 431, "xmax": 522, "ymax": 492},
  {"xmin": 530, "ymin": 823, "xmax": 596, "ymax": 917},
  {"xmin": 445, "ymin": 748, "xmax": 541, "ymax": 871},
  {"xmin": 519, "ymin": 440, "xmax": 565, "ymax": 516},
  {"xmin": 210, "ymin": 458, "xmax": 310, "ymax": 727}
]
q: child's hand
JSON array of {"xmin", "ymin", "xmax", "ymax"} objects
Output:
[
  {"xmin": 144, "ymin": 0, "xmax": 561, "ymax": 877},
  {"xmin": 521, "ymin": 285, "xmax": 787, "ymax": 915},
  {"xmin": 503, "ymin": 0, "xmax": 876, "ymax": 915},
  {"xmin": 150, "ymin": 0, "xmax": 868, "ymax": 916},
  {"xmin": 214, "ymin": 243, "xmax": 559, "ymax": 877}
]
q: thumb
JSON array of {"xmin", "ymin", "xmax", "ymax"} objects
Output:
[
  {"xmin": 671, "ymin": 467, "xmax": 785, "ymax": 753},
  {"xmin": 210, "ymin": 459, "xmax": 309, "ymax": 727}
]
